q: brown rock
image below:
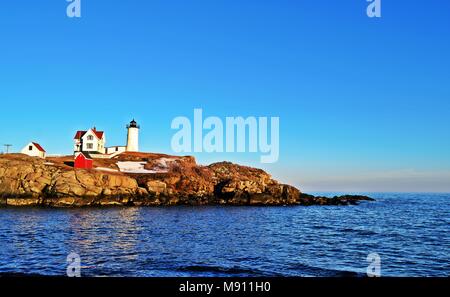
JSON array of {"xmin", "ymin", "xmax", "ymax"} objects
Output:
[
  {"xmin": 146, "ymin": 180, "xmax": 167, "ymax": 196},
  {"xmin": 0, "ymin": 153, "xmax": 374, "ymax": 207}
]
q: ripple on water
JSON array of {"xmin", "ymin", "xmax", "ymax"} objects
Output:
[{"xmin": 0, "ymin": 193, "xmax": 448, "ymax": 276}]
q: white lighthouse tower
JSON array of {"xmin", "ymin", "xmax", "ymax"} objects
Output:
[{"xmin": 126, "ymin": 119, "xmax": 140, "ymax": 152}]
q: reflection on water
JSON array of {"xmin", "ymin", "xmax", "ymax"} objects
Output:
[
  {"xmin": 0, "ymin": 193, "xmax": 449, "ymax": 276},
  {"xmin": 65, "ymin": 208, "xmax": 142, "ymax": 272}
]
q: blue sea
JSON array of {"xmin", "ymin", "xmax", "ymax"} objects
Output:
[{"xmin": 0, "ymin": 193, "xmax": 448, "ymax": 277}]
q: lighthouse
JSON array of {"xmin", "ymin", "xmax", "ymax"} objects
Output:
[{"xmin": 126, "ymin": 119, "xmax": 140, "ymax": 152}]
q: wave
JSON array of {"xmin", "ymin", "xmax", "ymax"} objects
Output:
[
  {"xmin": 0, "ymin": 272, "xmax": 60, "ymax": 277},
  {"xmin": 340, "ymin": 228, "xmax": 379, "ymax": 236},
  {"xmin": 287, "ymin": 263, "xmax": 363, "ymax": 277},
  {"xmin": 176, "ymin": 264, "xmax": 277, "ymax": 276},
  {"xmin": 176, "ymin": 263, "xmax": 362, "ymax": 277}
]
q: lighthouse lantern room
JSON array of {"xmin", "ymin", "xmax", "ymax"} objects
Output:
[{"xmin": 126, "ymin": 119, "xmax": 140, "ymax": 152}]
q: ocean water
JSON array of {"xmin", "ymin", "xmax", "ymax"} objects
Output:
[{"xmin": 0, "ymin": 193, "xmax": 448, "ymax": 277}]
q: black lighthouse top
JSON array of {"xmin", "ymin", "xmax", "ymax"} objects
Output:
[{"xmin": 127, "ymin": 119, "xmax": 140, "ymax": 129}]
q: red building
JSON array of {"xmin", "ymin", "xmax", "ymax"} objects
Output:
[{"xmin": 74, "ymin": 152, "xmax": 93, "ymax": 169}]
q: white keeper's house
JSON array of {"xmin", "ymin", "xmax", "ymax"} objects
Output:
[
  {"xmin": 73, "ymin": 119, "xmax": 140, "ymax": 157},
  {"xmin": 21, "ymin": 142, "xmax": 46, "ymax": 159}
]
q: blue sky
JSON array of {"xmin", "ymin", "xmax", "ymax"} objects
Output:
[{"xmin": 0, "ymin": 0, "xmax": 449, "ymax": 192}]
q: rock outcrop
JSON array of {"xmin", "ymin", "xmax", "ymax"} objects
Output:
[{"xmin": 0, "ymin": 154, "xmax": 374, "ymax": 207}]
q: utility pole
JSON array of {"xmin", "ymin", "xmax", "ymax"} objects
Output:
[{"xmin": 4, "ymin": 144, "xmax": 12, "ymax": 154}]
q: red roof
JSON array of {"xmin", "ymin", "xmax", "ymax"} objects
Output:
[
  {"xmin": 75, "ymin": 152, "xmax": 93, "ymax": 160},
  {"xmin": 73, "ymin": 129, "xmax": 104, "ymax": 140},
  {"xmin": 94, "ymin": 131, "xmax": 104, "ymax": 139},
  {"xmin": 32, "ymin": 142, "xmax": 46, "ymax": 152},
  {"xmin": 74, "ymin": 131, "xmax": 86, "ymax": 139}
]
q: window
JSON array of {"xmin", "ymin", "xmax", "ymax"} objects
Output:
[
  {"xmin": 29, "ymin": 146, "xmax": 32, "ymax": 151},
  {"xmin": 87, "ymin": 143, "xmax": 93, "ymax": 149},
  {"xmin": 115, "ymin": 147, "xmax": 119, "ymax": 152},
  {"xmin": 87, "ymin": 135, "xmax": 94, "ymax": 140}
]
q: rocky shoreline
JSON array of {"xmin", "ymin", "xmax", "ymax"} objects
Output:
[{"xmin": 0, "ymin": 153, "xmax": 374, "ymax": 207}]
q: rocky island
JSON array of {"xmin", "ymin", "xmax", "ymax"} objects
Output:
[{"xmin": 0, "ymin": 153, "xmax": 374, "ymax": 207}]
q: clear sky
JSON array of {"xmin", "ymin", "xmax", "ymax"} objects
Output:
[{"xmin": 0, "ymin": 1, "xmax": 449, "ymax": 192}]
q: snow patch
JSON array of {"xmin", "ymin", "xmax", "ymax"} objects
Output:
[
  {"xmin": 95, "ymin": 167, "xmax": 119, "ymax": 172},
  {"xmin": 116, "ymin": 161, "xmax": 160, "ymax": 174},
  {"xmin": 116, "ymin": 160, "xmax": 170, "ymax": 174},
  {"xmin": 155, "ymin": 157, "xmax": 176, "ymax": 169}
]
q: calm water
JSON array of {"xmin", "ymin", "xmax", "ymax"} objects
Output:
[{"xmin": 0, "ymin": 193, "xmax": 448, "ymax": 277}]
